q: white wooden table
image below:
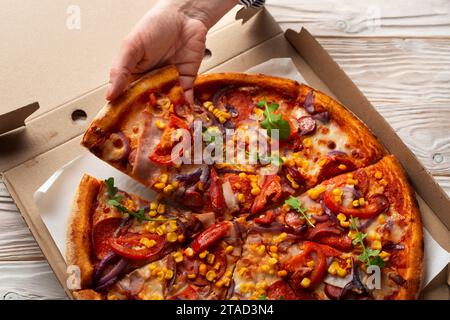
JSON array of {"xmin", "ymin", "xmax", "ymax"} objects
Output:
[{"xmin": 1, "ymin": 0, "xmax": 449, "ymax": 299}]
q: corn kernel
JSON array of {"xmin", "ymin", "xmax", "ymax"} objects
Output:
[
  {"xmin": 379, "ymin": 179, "xmax": 388, "ymax": 186},
  {"xmin": 286, "ymin": 174, "xmax": 300, "ymax": 189},
  {"xmin": 300, "ymin": 277, "xmax": 311, "ymax": 288},
  {"xmin": 371, "ymin": 240, "xmax": 382, "ymax": 250},
  {"xmin": 140, "ymin": 237, "xmax": 157, "ymax": 248},
  {"xmin": 340, "ymin": 221, "xmax": 350, "ymax": 227},
  {"xmin": 374, "ymin": 171, "xmax": 383, "ymax": 179},
  {"xmin": 268, "ymin": 257, "xmax": 278, "ymax": 265},
  {"xmin": 352, "ymin": 200, "xmax": 360, "ymax": 207},
  {"xmin": 214, "ymin": 262, "xmax": 221, "ymax": 270},
  {"xmin": 338, "ymin": 164, "xmax": 347, "ymax": 170},
  {"xmin": 166, "ymin": 232, "xmax": 178, "ymax": 243},
  {"xmin": 269, "ymin": 245, "xmax": 278, "ymax": 253},
  {"xmin": 277, "ymin": 270, "xmax": 288, "ymax": 277},
  {"xmin": 358, "ymin": 198, "xmax": 366, "ymax": 206},
  {"xmin": 148, "ymin": 263, "xmax": 157, "ymax": 271},
  {"xmin": 184, "ymin": 247, "xmax": 194, "ymax": 257},
  {"xmin": 215, "ymin": 280, "xmax": 224, "ymax": 288},
  {"xmin": 155, "ymin": 120, "xmax": 166, "ymax": 130},
  {"xmin": 306, "ymin": 260, "xmax": 315, "ymax": 268},
  {"xmin": 275, "ymin": 232, "xmax": 288, "ymax": 243},
  {"xmin": 199, "ymin": 250, "xmax": 209, "ymax": 259},
  {"xmin": 157, "ymin": 203, "xmax": 166, "ymax": 214},
  {"xmin": 239, "ymin": 172, "xmax": 247, "ymax": 178},
  {"xmin": 260, "ymin": 265, "xmax": 270, "ymax": 272},
  {"xmin": 347, "ymin": 178, "xmax": 359, "ymax": 185},
  {"xmin": 206, "ymin": 270, "xmax": 217, "ymax": 282},
  {"xmin": 332, "ymin": 188, "xmax": 343, "ymax": 196},
  {"xmin": 148, "ymin": 210, "xmax": 157, "ymax": 217},
  {"xmin": 348, "ymin": 230, "xmax": 358, "ymax": 239},
  {"xmin": 256, "ymin": 244, "xmax": 266, "ymax": 255},
  {"xmin": 337, "ymin": 268, "xmax": 347, "ymax": 278},
  {"xmin": 199, "ymin": 263, "xmax": 207, "ymax": 275},
  {"xmin": 173, "ymin": 252, "xmax": 184, "ymax": 263},
  {"xmin": 150, "ymin": 202, "xmax": 158, "ymax": 210},
  {"xmin": 163, "ymin": 184, "xmax": 174, "ymax": 194},
  {"xmin": 225, "ymin": 271, "xmax": 233, "ymax": 278},
  {"xmin": 156, "ymin": 271, "xmax": 165, "ymax": 281},
  {"xmin": 159, "ymin": 174, "xmax": 168, "ymax": 184},
  {"xmin": 337, "ymin": 213, "xmax": 347, "ymax": 222},
  {"xmin": 188, "ymin": 273, "xmax": 196, "ymax": 279},
  {"xmin": 150, "ymin": 294, "xmax": 163, "ymax": 300},
  {"xmin": 378, "ymin": 214, "xmax": 386, "ymax": 224},
  {"xmin": 154, "ymin": 182, "xmax": 165, "ymax": 189},
  {"xmin": 379, "ymin": 251, "xmax": 391, "ymax": 261},
  {"xmin": 206, "ymin": 253, "xmax": 215, "ymax": 265},
  {"xmin": 251, "ymin": 187, "xmax": 261, "ymax": 196},
  {"xmin": 237, "ymin": 193, "xmax": 245, "ymax": 203},
  {"xmin": 238, "ymin": 267, "xmax": 248, "ymax": 277},
  {"xmin": 225, "ymin": 245, "xmax": 234, "ymax": 254},
  {"xmin": 303, "ymin": 138, "xmax": 312, "ymax": 148},
  {"xmin": 165, "ymin": 270, "xmax": 174, "ymax": 279}
]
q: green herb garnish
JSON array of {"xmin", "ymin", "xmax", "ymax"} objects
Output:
[
  {"xmin": 258, "ymin": 295, "xmax": 268, "ymax": 300},
  {"xmin": 349, "ymin": 216, "xmax": 385, "ymax": 268},
  {"xmin": 257, "ymin": 98, "xmax": 291, "ymax": 140},
  {"xmin": 285, "ymin": 196, "xmax": 315, "ymax": 228},
  {"xmin": 104, "ymin": 178, "xmax": 176, "ymax": 223}
]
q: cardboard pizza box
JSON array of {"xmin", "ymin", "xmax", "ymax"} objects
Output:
[{"xmin": 0, "ymin": 4, "xmax": 448, "ymax": 299}]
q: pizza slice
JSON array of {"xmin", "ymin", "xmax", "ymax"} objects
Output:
[
  {"xmin": 67, "ymin": 174, "xmax": 208, "ymax": 297},
  {"xmin": 74, "ymin": 218, "xmax": 248, "ymax": 300},
  {"xmin": 248, "ymin": 155, "xmax": 423, "ymax": 299},
  {"xmin": 194, "ymin": 73, "xmax": 387, "ymax": 214}
]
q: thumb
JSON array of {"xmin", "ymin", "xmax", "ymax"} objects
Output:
[{"xmin": 106, "ymin": 37, "xmax": 143, "ymax": 101}]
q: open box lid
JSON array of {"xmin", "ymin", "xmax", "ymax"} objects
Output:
[{"xmin": 0, "ymin": 7, "xmax": 448, "ymax": 299}]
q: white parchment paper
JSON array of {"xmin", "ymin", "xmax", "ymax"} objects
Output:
[{"xmin": 34, "ymin": 58, "xmax": 449, "ymax": 287}]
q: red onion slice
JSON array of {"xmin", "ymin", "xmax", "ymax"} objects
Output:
[
  {"xmin": 95, "ymin": 258, "xmax": 128, "ymax": 291},
  {"xmin": 194, "ymin": 212, "xmax": 216, "ymax": 229}
]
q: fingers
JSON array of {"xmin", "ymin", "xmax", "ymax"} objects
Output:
[{"xmin": 106, "ymin": 37, "xmax": 143, "ymax": 101}]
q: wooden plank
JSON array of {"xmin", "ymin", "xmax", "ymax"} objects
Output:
[
  {"xmin": 376, "ymin": 102, "xmax": 450, "ymax": 175},
  {"xmin": 266, "ymin": 0, "xmax": 450, "ymax": 37},
  {"xmin": 316, "ymin": 38, "xmax": 450, "ymax": 103},
  {"xmin": 0, "ymin": 180, "xmax": 44, "ymax": 261},
  {"xmin": 0, "ymin": 260, "xmax": 66, "ymax": 300}
]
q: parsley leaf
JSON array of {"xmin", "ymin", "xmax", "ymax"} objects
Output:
[
  {"xmin": 349, "ymin": 216, "xmax": 385, "ymax": 268},
  {"xmin": 257, "ymin": 98, "xmax": 291, "ymax": 140},
  {"xmin": 104, "ymin": 178, "xmax": 175, "ymax": 223},
  {"xmin": 258, "ymin": 295, "xmax": 268, "ymax": 300},
  {"xmin": 285, "ymin": 196, "xmax": 315, "ymax": 228}
]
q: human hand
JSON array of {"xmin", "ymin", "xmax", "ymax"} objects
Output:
[{"xmin": 106, "ymin": 0, "xmax": 238, "ymax": 102}]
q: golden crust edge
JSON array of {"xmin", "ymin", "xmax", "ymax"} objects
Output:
[
  {"xmin": 82, "ymin": 65, "xmax": 180, "ymax": 150},
  {"xmin": 66, "ymin": 174, "xmax": 100, "ymax": 291},
  {"xmin": 379, "ymin": 155, "xmax": 424, "ymax": 300}
]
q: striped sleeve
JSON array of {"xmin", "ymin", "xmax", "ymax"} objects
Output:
[{"xmin": 239, "ymin": 0, "xmax": 265, "ymax": 8}]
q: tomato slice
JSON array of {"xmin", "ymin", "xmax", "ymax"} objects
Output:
[
  {"xmin": 110, "ymin": 233, "xmax": 165, "ymax": 260},
  {"xmin": 192, "ymin": 222, "xmax": 229, "ymax": 254},
  {"xmin": 210, "ymin": 167, "xmax": 225, "ymax": 213},
  {"xmin": 149, "ymin": 115, "xmax": 189, "ymax": 166},
  {"xmin": 251, "ymin": 175, "xmax": 282, "ymax": 214},
  {"xmin": 266, "ymin": 280, "xmax": 298, "ymax": 300},
  {"xmin": 254, "ymin": 210, "xmax": 275, "ymax": 225},
  {"xmin": 323, "ymin": 191, "xmax": 389, "ymax": 219},
  {"xmin": 171, "ymin": 285, "xmax": 199, "ymax": 300},
  {"xmin": 284, "ymin": 242, "xmax": 341, "ymax": 290}
]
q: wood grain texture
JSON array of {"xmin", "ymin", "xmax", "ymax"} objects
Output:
[
  {"xmin": 0, "ymin": 260, "xmax": 66, "ymax": 300},
  {"xmin": 1, "ymin": 0, "xmax": 449, "ymax": 300},
  {"xmin": 266, "ymin": 0, "xmax": 450, "ymax": 37}
]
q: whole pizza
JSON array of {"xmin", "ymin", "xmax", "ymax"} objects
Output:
[{"xmin": 67, "ymin": 66, "xmax": 423, "ymax": 300}]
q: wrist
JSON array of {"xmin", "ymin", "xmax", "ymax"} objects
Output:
[{"xmin": 158, "ymin": 0, "xmax": 239, "ymax": 29}]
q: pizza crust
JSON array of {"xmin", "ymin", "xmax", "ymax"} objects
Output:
[
  {"xmin": 82, "ymin": 65, "xmax": 180, "ymax": 150},
  {"xmin": 194, "ymin": 73, "xmax": 386, "ymax": 168},
  {"xmin": 376, "ymin": 156, "xmax": 424, "ymax": 299},
  {"xmin": 73, "ymin": 289, "xmax": 104, "ymax": 300},
  {"xmin": 66, "ymin": 174, "xmax": 100, "ymax": 289}
]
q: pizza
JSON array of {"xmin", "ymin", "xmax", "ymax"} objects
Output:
[{"xmin": 69, "ymin": 66, "xmax": 423, "ymax": 300}]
